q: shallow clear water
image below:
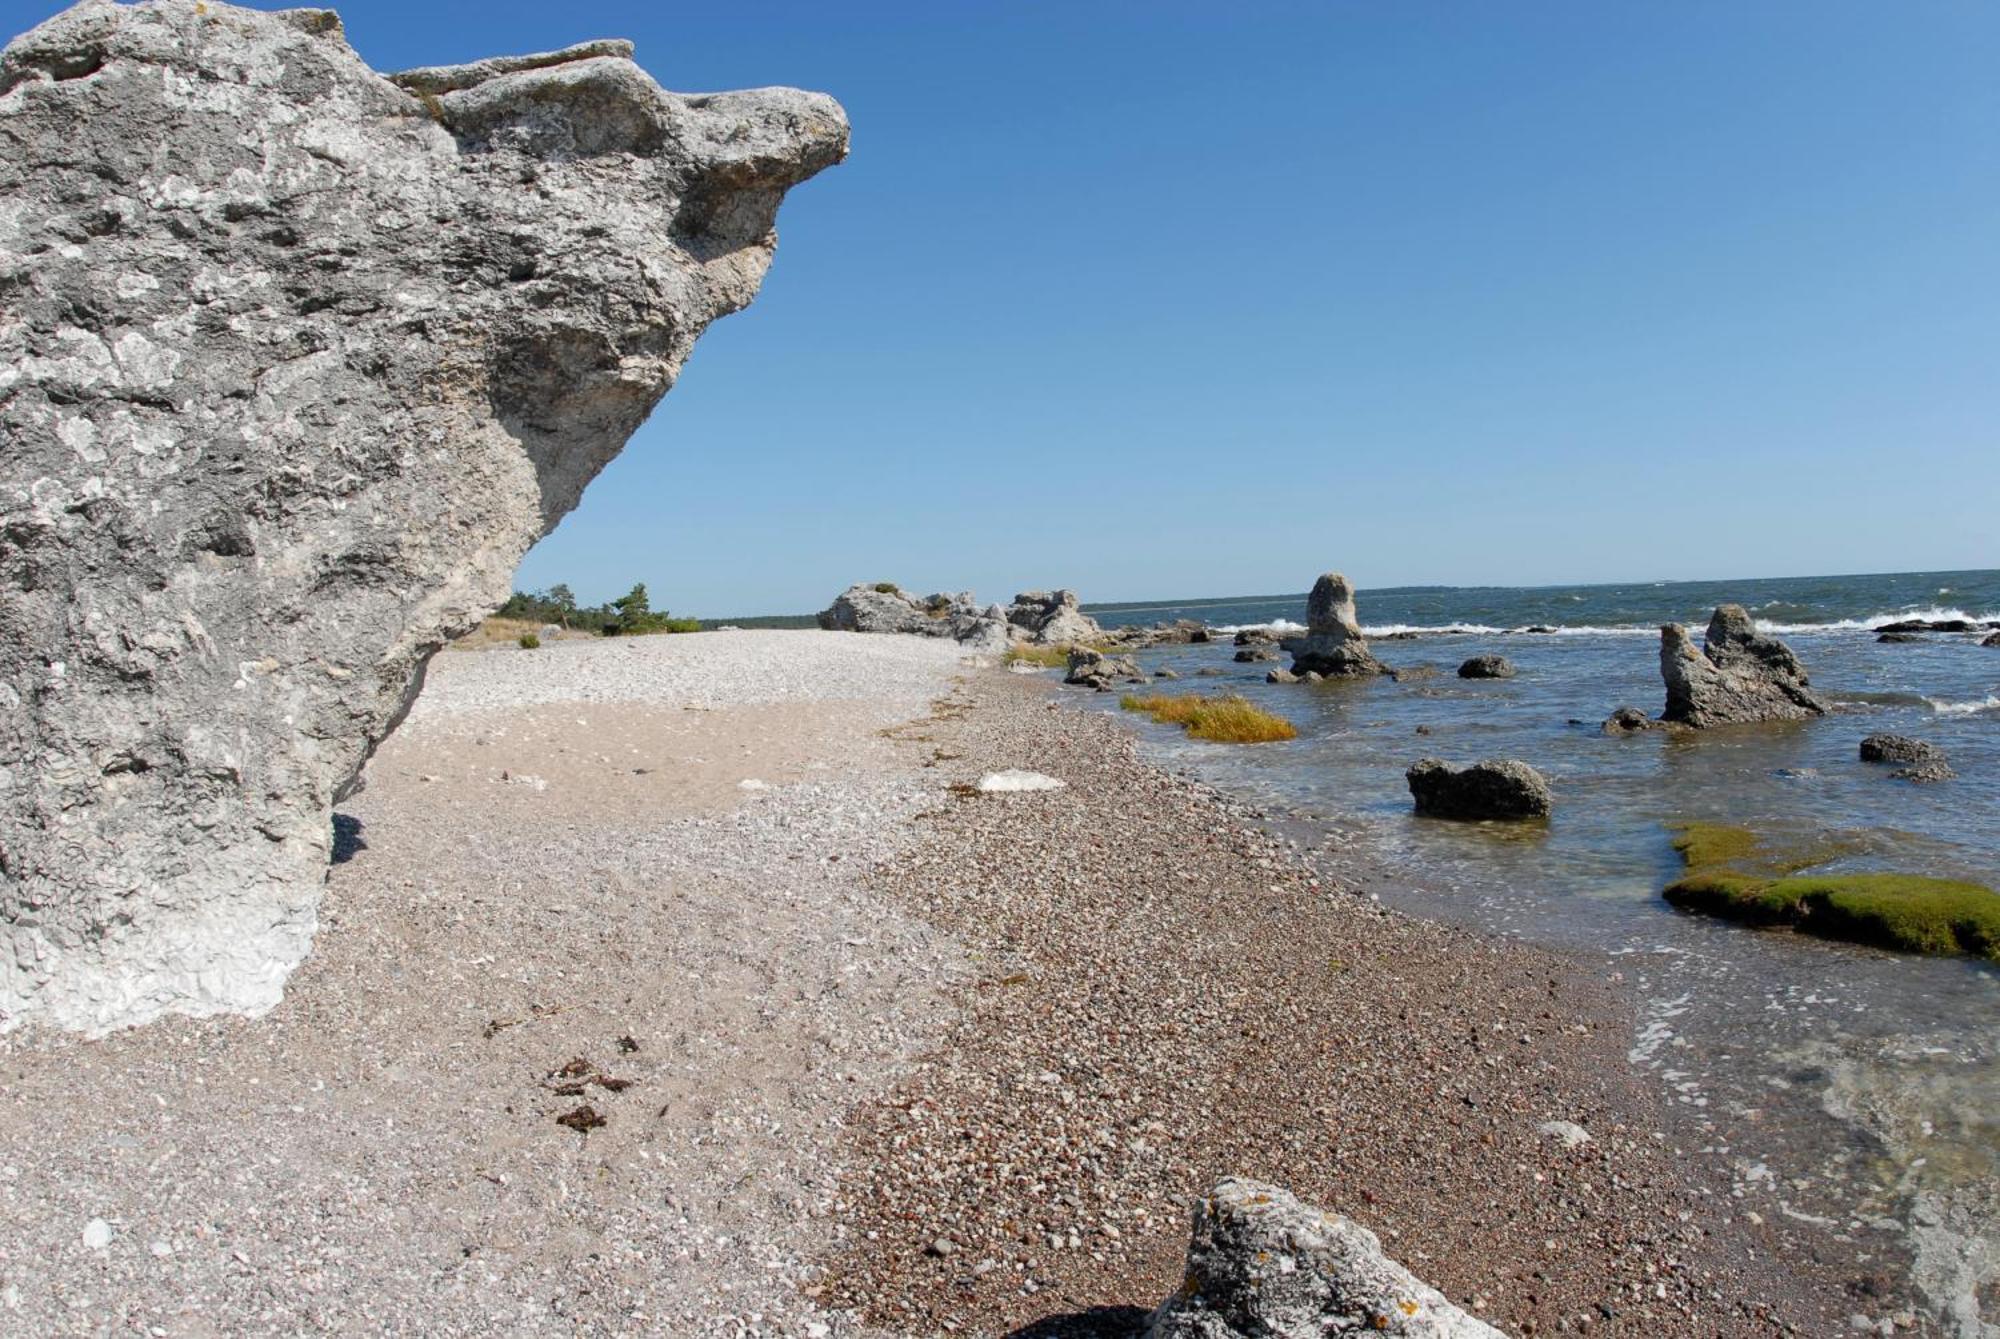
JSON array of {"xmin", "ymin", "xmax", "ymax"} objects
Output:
[{"xmin": 1083, "ymin": 569, "xmax": 2000, "ymax": 1327}]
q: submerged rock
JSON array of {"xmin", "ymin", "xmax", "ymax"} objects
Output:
[
  {"xmin": 1266, "ymin": 668, "xmax": 1300, "ymax": 684},
  {"xmin": 1234, "ymin": 646, "xmax": 1278, "ymax": 663},
  {"xmin": 1602, "ymin": 705, "xmax": 1664, "ymax": 735},
  {"xmin": 1984, "ymin": 631, "xmax": 2000, "ymax": 648},
  {"xmin": 1877, "ymin": 632, "xmax": 1924, "ymax": 644},
  {"xmin": 0, "ymin": 1, "xmax": 847, "ymax": 1034},
  {"xmin": 1388, "ymin": 664, "xmax": 1440, "ymax": 683},
  {"xmin": 1286, "ymin": 573, "xmax": 1385, "ymax": 678},
  {"xmin": 1457, "ymin": 654, "xmax": 1516, "ymax": 680},
  {"xmin": 1406, "ymin": 758, "xmax": 1552, "ymax": 821},
  {"xmin": 1142, "ymin": 1178, "xmax": 1506, "ymax": 1338},
  {"xmin": 1658, "ymin": 606, "xmax": 1827, "ymax": 728}
]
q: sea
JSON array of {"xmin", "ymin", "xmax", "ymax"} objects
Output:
[{"xmin": 1082, "ymin": 569, "xmax": 2000, "ymax": 1331}]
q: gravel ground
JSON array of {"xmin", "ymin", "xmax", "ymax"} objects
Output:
[
  {"xmin": 0, "ymin": 631, "xmax": 970, "ymax": 1337},
  {"xmin": 0, "ymin": 632, "xmax": 1890, "ymax": 1336},
  {"xmin": 818, "ymin": 674, "xmax": 1877, "ymax": 1338}
]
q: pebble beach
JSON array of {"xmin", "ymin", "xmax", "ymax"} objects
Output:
[{"xmin": 0, "ymin": 631, "xmax": 1883, "ymax": 1335}]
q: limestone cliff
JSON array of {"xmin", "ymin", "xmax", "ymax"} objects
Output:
[{"xmin": 0, "ymin": 0, "xmax": 847, "ymax": 1033}]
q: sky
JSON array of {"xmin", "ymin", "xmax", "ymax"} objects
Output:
[{"xmin": 15, "ymin": 2, "xmax": 1998, "ymax": 616}]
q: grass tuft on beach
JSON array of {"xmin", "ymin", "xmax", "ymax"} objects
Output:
[
  {"xmin": 1662, "ymin": 821, "xmax": 2000, "ymax": 960},
  {"xmin": 1120, "ymin": 693, "xmax": 1297, "ymax": 743},
  {"xmin": 1002, "ymin": 644, "xmax": 1071, "ymax": 669}
]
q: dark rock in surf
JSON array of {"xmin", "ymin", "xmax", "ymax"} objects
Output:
[
  {"xmin": 1064, "ymin": 647, "xmax": 1141, "ymax": 690},
  {"xmin": 1234, "ymin": 647, "xmax": 1278, "ymax": 663},
  {"xmin": 1860, "ymin": 734, "xmax": 1940, "ymax": 765},
  {"xmin": 1457, "ymin": 654, "xmax": 1517, "ymax": 680},
  {"xmin": 1659, "ymin": 605, "xmax": 1827, "ymax": 727},
  {"xmin": 1406, "ymin": 758, "xmax": 1552, "ymax": 821},
  {"xmin": 1389, "ymin": 664, "xmax": 1440, "ymax": 683},
  {"xmin": 1602, "ymin": 706, "xmax": 1663, "ymax": 735},
  {"xmin": 1983, "ymin": 631, "xmax": 2000, "ymax": 648},
  {"xmin": 1877, "ymin": 632, "xmax": 1924, "ymax": 644},
  {"xmin": 1233, "ymin": 629, "xmax": 1278, "ymax": 646}
]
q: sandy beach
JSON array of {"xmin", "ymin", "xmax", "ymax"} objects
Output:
[{"xmin": 0, "ymin": 631, "xmax": 1882, "ymax": 1336}]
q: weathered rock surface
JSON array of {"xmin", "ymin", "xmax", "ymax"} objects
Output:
[
  {"xmin": 1406, "ymin": 758, "xmax": 1552, "ymax": 821},
  {"xmin": 1860, "ymin": 734, "xmax": 1954, "ymax": 782},
  {"xmin": 0, "ymin": 1, "xmax": 846, "ymax": 1033},
  {"xmin": 1285, "ymin": 572, "xmax": 1384, "ymax": 677},
  {"xmin": 1388, "ymin": 664, "xmax": 1440, "ymax": 683},
  {"xmin": 1064, "ymin": 648, "xmax": 1141, "ymax": 690},
  {"xmin": 819, "ymin": 585, "xmax": 965, "ymax": 636},
  {"xmin": 1984, "ymin": 631, "xmax": 2000, "ymax": 648},
  {"xmin": 1659, "ymin": 606, "xmax": 1827, "ymax": 728},
  {"xmin": 1457, "ymin": 654, "xmax": 1516, "ymax": 680},
  {"xmin": 1005, "ymin": 589, "xmax": 1102, "ymax": 646},
  {"xmin": 1265, "ymin": 668, "xmax": 1299, "ymax": 684},
  {"xmin": 1143, "ymin": 1178, "xmax": 1507, "ymax": 1338},
  {"xmin": 1233, "ymin": 646, "xmax": 1277, "ymax": 663}
]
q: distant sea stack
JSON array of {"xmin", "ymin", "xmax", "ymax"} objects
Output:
[
  {"xmin": 1659, "ymin": 605, "xmax": 1828, "ymax": 728},
  {"xmin": 0, "ymin": 1, "xmax": 848, "ymax": 1034},
  {"xmin": 1285, "ymin": 573, "xmax": 1386, "ymax": 677}
]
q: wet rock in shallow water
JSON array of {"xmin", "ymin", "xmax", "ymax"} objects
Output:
[
  {"xmin": 1984, "ymin": 631, "xmax": 2000, "ymax": 648},
  {"xmin": 1659, "ymin": 605, "xmax": 1827, "ymax": 727},
  {"xmin": 1457, "ymin": 654, "xmax": 1516, "ymax": 680},
  {"xmin": 1389, "ymin": 664, "xmax": 1439, "ymax": 683},
  {"xmin": 1266, "ymin": 668, "xmax": 1300, "ymax": 684},
  {"xmin": 1286, "ymin": 572, "xmax": 1386, "ymax": 678},
  {"xmin": 1142, "ymin": 1178, "xmax": 1505, "ymax": 1338},
  {"xmin": 1233, "ymin": 628, "xmax": 1279, "ymax": 646},
  {"xmin": 1602, "ymin": 706, "xmax": 1662, "ymax": 735},
  {"xmin": 1064, "ymin": 648, "xmax": 1141, "ymax": 690},
  {"xmin": 1877, "ymin": 631, "xmax": 1924, "ymax": 644},
  {"xmin": 0, "ymin": 1, "xmax": 846, "ymax": 1035},
  {"xmin": 1195, "ymin": 667, "xmax": 1230, "ymax": 678},
  {"xmin": 1861, "ymin": 735, "xmax": 1953, "ymax": 782},
  {"xmin": 1406, "ymin": 758, "xmax": 1552, "ymax": 821},
  {"xmin": 1234, "ymin": 647, "xmax": 1278, "ymax": 663}
]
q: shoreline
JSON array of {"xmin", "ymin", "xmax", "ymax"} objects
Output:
[
  {"xmin": 0, "ymin": 632, "xmax": 1902, "ymax": 1335},
  {"xmin": 822, "ymin": 670, "xmax": 1874, "ymax": 1336}
]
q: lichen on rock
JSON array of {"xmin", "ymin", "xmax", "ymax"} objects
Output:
[{"xmin": 0, "ymin": 0, "xmax": 847, "ymax": 1033}]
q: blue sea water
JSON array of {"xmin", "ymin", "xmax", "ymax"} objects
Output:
[{"xmin": 1080, "ymin": 569, "xmax": 2000, "ymax": 1323}]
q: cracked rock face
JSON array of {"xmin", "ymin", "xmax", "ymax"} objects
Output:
[
  {"xmin": 1144, "ymin": 1178, "xmax": 1507, "ymax": 1338},
  {"xmin": 1658, "ymin": 605, "xmax": 1826, "ymax": 728},
  {"xmin": 0, "ymin": 0, "xmax": 846, "ymax": 1033}
]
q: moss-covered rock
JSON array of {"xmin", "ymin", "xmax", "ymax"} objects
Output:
[{"xmin": 1662, "ymin": 822, "xmax": 2000, "ymax": 960}]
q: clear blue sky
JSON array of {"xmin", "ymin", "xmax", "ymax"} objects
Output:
[{"xmin": 19, "ymin": 2, "xmax": 1998, "ymax": 615}]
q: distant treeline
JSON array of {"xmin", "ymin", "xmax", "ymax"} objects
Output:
[{"xmin": 496, "ymin": 583, "xmax": 701, "ymax": 636}]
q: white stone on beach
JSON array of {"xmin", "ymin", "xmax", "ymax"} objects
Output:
[
  {"xmin": 975, "ymin": 770, "xmax": 1067, "ymax": 793},
  {"xmin": 1537, "ymin": 1120, "xmax": 1593, "ymax": 1149},
  {"xmin": 81, "ymin": 1218, "xmax": 112, "ymax": 1250}
]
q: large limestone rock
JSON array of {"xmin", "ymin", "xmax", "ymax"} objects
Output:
[
  {"xmin": 1285, "ymin": 572, "xmax": 1384, "ymax": 677},
  {"xmin": 1659, "ymin": 605, "xmax": 1827, "ymax": 728},
  {"xmin": 0, "ymin": 1, "xmax": 847, "ymax": 1034},
  {"xmin": 1144, "ymin": 1178, "xmax": 1507, "ymax": 1338},
  {"xmin": 1005, "ymin": 588, "xmax": 1101, "ymax": 646},
  {"xmin": 815, "ymin": 584, "xmax": 1007, "ymax": 649}
]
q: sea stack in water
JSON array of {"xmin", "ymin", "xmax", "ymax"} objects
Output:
[
  {"xmin": 1286, "ymin": 573, "xmax": 1385, "ymax": 677},
  {"xmin": 1142, "ymin": 1178, "xmax": 1505, "ymax": 1338},
  {"xmin": 1658, "ymin": 605, "xmax": 1827, "ymax": 728},
  {"xmin": 0, "ymin": 2, "xmax": 847, "ymax": 1034}
]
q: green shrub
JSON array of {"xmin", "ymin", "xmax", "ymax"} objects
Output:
[
  {"xmin": 518, "ymin": 632, "xmax": 541, "ymax": 650},
  {"xmin": 872, "ymin": 581, "xmax": 902, "ymax": 595}
]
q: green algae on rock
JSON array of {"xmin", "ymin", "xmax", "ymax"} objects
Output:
[{"xmin": 1662, "ymin": 822, "xmax": 2000, "ymax": 961}]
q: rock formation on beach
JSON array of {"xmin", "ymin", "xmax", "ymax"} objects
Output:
[
  {"xmin": 1658, "ymin": 606, "xmax": 1827, "ymax": 728},
  {"xmin": 0, "ymin": 0, "xmax": 847, "ymax": 1034},
  {"xmin": 1064, "ymin": 647, "xmax": 1141, "ymax": 690},
  {"xmin": 1143, "ymin": 1178, "xmax": 1506, "ymax": 1338},
  {"xmin": 1406, "ymin": 758, "xmax": 1552, "ymax": 820},
  {"xmin": 819, "ymin": 585, "xmax": 1099, "ymax": 649},
  {"xmin": 1005, "ymin": 589, "xmax": 1103, "ymax": 645},
  {"xmin": 1286, "ymin": 573, "xmax": 1385, "ymax": 677}
]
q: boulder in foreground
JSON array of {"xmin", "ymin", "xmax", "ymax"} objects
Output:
[
  {"xmin": 1143, "ymin": 1177, "xmax": 1506, "ymax": 1338},
  {"xmin": 1658, "ymin": 605, "xmax": 1827, "ymax": 727},
  {"xmin": 0, "ymin": 1, "xmax": 846, "ymax": 1034},
  {"xmin": 1285, "ymin": 573, "xmax": 1385, "ymax": 677},
  {"xmin": 1406, "ymin": 758, "xmax": 1552, "ymax": 820}
]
